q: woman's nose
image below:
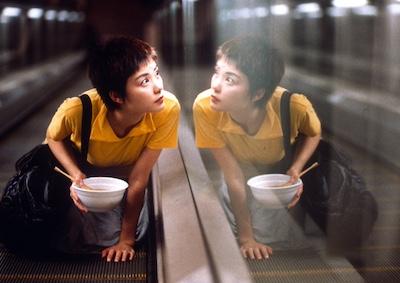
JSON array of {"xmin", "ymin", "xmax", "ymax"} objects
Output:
[
  {"xmin": 211, "ymin": 76, "xmax": 221, "ymax": 92},
  {"xmin": 153, "ymin": 77, "xmax": 163, "ymax": 94}
]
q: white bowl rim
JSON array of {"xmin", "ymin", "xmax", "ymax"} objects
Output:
[
  {"xmin": 247, "ymin": 174, "xmax": 302, "ymax": 190},
  {"xmin": 72, "ymin": 177, "xmax": 128, "ymax": 193}
]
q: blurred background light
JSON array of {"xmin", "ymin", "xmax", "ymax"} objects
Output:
[
  {"xmin": 327, "ymin": 7, "xmax": 347, "ymax": 17},
  {"xmin": 57, "ymin": 10, "xmax": 69, "ymax": 22},
  {"xmin": 332, "ymin": 0, "xmax": 368, "ymax": 8},
  {"xmin": 387, "ymin": 3, "xmax": 400, "ymax": 14},
  {"xmin": 352, "ymin": 5, "xmax": 377, "ymax": 16},
  {"xmin": 45, "ymin": 10, "xmax": 57, "ymax": 21},
  {"xmin": 2, "ymin": 7, "xmax": 21, "ymax": 17},
  {"xmin": 295, "ymin": 2, "xmax": 322, "ymax": 18},
  {"xmin": 271, "ymin": 4, "xmax": 289, "ymax": 16},
  {"xmin": 170, "ymin": 0, "xmax": 180, "ymax": 10},
  {"xmin": 296, "ymin": 3, "xmax": 320, "ymax": 13},
  {"xmin": 27, "ymin": 8, "xmax": 44, "ymax": 19}
]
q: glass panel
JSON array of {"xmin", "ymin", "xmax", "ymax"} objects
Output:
[{"xmin": 154, "ymin": 0, "xmax": 400, "ymax": 281}]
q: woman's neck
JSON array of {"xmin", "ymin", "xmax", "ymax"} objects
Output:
[
  {"xmin": 107, "ymin": 109, "xmax": 144, "ymax": 138},
  {"xmin": 230, "ymin": 106, "xmax": 265, "ymax": 136}
]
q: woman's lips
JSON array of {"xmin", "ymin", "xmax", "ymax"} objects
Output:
[
  {"xmin": 211, "ymin": 95, "xmax": 220, "ymax": 104},
  {"xmin": 155, "ymin": 95, "xmax": 164, "ymax": 104}
]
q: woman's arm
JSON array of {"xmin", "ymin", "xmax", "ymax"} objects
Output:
[
  {"xmin": 210, "ymin": 147, "xmax": 272, "ymax": 260},
  {"xmin": 101, "ymin": 147, "xmax": 161, "ymax": 262},
  {"xmin": 47, "ymin": 138, "xmax": 88, "ymax": 211},
  {"xmin": 289, "ymin": 134, "xmax": 321, "ymax": 177},
  {"xmin": 286, "ymin": 134, "xmax": 321, "ymax": 208},
  {"xmin": 47, "ymin": 138, "xmax": 83, "ymax": 177}
]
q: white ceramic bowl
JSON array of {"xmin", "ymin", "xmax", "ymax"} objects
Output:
[
  {"xmin": 247, "ymin": 174, "xmax": 302, "ymax": 209},
  {"xmin": 72, "ymin": 177, "xmax": 128, "ymax": 212}
]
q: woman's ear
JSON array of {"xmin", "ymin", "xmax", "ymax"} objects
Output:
[
  {"xmin": 252, "ymin": 89, "xmax": 266, "ymax": 103},
  {"xmin": 109, "ymin": 91, "xmax": 124, "ymax": 105}
]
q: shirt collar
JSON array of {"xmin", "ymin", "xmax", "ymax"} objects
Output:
[
  {"xmin": 90, "ymin": 104, "xmax": 156, "ymax": 141},
  {"xmin": 216, "ymin": 99, "xmax": 279, "ymax": 139}
]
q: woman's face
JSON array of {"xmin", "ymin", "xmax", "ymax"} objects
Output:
[
  {"xmin": 123, "ymin": 58, "xmax": 164, "ymax": 114},
  {"xmin": 210, "ymin": 57, "xmax": 252, "ymax": 113}
]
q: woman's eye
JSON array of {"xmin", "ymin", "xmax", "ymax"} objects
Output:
[
  {"xmin": 141, "ymin": 78, "xmax": 150, "ymax": 86},
  {"xmin": 225, "ymin": 77, "xmax": 234, "ymax": 84}
]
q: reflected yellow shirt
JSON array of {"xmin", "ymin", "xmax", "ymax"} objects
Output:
[
  {"xmin": 46, "ymin": 88, "xmax": 180, "ymax": 167},
  {"xmin": 193, "ymin": 87, "xmax": 321, "ymax": 165}
]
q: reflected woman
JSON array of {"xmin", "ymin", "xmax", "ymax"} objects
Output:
[{"xmin": 193, "ymin": 36, "xmax": 321, "ymax": 259}]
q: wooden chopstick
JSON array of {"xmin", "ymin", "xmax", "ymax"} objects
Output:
[
  {"xmin": 276, "ymin": 162, "xmax": 319, "ymax": 187},
  {"xmin": 54, "ymin": 166, "xmax": 95, "ymax": 191},
  {"xmin": 299, "ymin": 162, "xmax": 319, "ymax": 178}
]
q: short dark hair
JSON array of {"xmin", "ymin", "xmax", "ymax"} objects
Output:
[
  {"xmin": 216, "ymin": 35, "xmax": 285, "ymax": 107},
  {"xmin": 88, "ymin": 36, "xmax": 157, "ymax": 110}
]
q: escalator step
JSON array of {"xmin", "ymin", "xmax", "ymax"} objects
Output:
[
  {"xmin": 0, "ymin": 246, "xmax": 147, "ymax": 283},
  {"xmin": 247, "ymin": 248, "xmax": 359, "ymax": 283}
]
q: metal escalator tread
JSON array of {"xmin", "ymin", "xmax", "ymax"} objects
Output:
[
  {"xmin": 0, "ymin": 245, "xmax": 147, "ymax": 283},
  {"xmin": 247, "ymin": 248, "xmax": 354, "ymax": 283},
  {"xmin": 352, "ymin": 247, "xmax": 400, "ymax": 282}
]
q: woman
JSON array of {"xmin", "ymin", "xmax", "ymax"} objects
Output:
[
  {"xmin": 46, "ymin": 36, "xmax": 180, "ymax": 262},
  {"xmin": 193, "ymin": 35, "xmax": 321, "ymax": 260}
]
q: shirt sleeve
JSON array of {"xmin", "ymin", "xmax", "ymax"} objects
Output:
[
  {"xmin": 290, "ymin": 94, "xmax": 321, "ymax": 138},
  {"xmin": 193, "ymin": 95, "xmax": 225, "ymax": 148},
  {"xmin": 46, "ymin": 97, "xmax": 81, "ymax": 141},
  {"xmin": 146, "ymin": 96, "xmax": 181, "ymax": 149}
]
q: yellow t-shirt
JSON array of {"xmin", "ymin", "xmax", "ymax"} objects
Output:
[
  {"xmin": 46, "ymin": 88, "xmax": 180, "ymax": 167},
  {"xmin": 193, "ymin": 87, "xmax": 321, "ymax": 165}
]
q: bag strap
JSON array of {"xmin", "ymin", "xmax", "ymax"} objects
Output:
[
  {"xmin": 280, "ymin": 90, "xmax": 293, "ymax": 160},
  {"xmin": 79, "ymin": 94, "xmax": 92, "ymax": 161}
]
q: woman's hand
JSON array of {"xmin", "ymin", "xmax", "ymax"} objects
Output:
[
  {"xmin": 69, "ymin": 171, "xmax": 88, "ymax": 213},
  {"xmin": 101, "ymin": 241, "xmax": 135, "ymax": 262},
  {"xmin": 286, "ymin": 167, "xmax": 303, "ymax": 209},
  {"xmin": 240, "ymin": 238, "xmax": 273, "ymax": 260},
  {"xmin": 287, "ymin": 185, "xmax": 303, "ymax": 209},
  {"xmin": 286, "ymin": 166, "xmax": 301, "ymax": 184}
]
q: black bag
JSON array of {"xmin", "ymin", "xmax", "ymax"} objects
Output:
[
  {"xmin": 280, "ymin": 91, "xmax": 378, "ymax": 251},
  {"xmin": 0, "ymin": 94, "xmax": 92, "ymax": 254}
]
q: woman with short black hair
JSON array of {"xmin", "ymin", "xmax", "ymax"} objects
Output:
[{"xmin": 47, "ymin": 36, "xmax": 180, "ymax": 262}]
